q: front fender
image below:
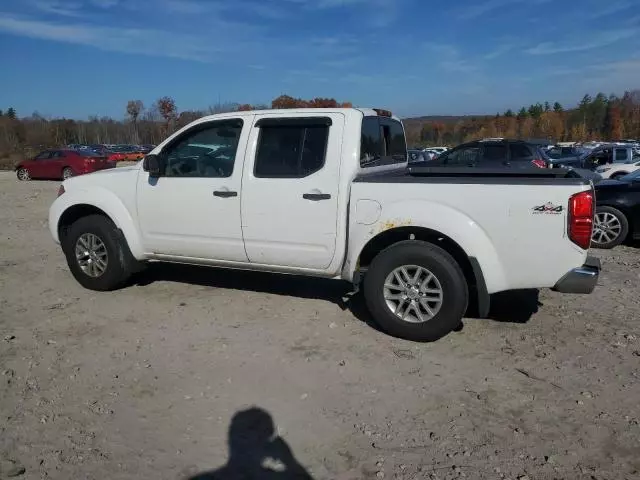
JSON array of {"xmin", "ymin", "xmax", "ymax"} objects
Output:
[
  {"xmin": 346, "ymin": 200, "xmax": 508, "ymax": 293},
  {"xmin": 49, "ymin": 186, "xmax": 145, "ymax": 259}
]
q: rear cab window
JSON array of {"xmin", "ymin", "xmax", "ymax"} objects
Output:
[{"xmin": 360, "ymin": 116, "xmax": 407, "ymax": 168}]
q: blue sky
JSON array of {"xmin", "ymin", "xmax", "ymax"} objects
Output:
[{"xmin": 0, "ymin": 0, "xmax": 639, "ymax": 119}]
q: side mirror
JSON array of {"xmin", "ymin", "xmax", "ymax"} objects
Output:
[{"xmin": 143, "ymin": 154, "xmax": 164, "ymax": 177}]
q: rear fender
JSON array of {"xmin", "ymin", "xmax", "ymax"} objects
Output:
[{"xmin": 346, "ymin": 200, "xmax": 507, "ymax": 293}]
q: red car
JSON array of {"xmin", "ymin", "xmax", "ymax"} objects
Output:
[{"xmin": 15, "ymin": 149, "xmax": 117, "ymax": 181}]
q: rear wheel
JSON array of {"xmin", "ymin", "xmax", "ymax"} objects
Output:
[
  {"xmin": 16, "ymin": 168, "xmax": 31, "ymax": 181},
  {"xmin": 61, "ymin": 215, "xmax": 135, "ymax": 290},
  {"xmin": 592, "ymin": 206, "xmax": 628, "ymax": 249},
  {"xmin": 62, "ymin": 167, "xmax": 73, "ymax": 180},
  {"xmin": 363, "ymin": 240, "xmax": 468, "ymax": 342}
]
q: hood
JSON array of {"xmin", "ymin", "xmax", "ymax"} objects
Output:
[
  {"xmin": 63, "ymin": 164, "xmax": 140, "ymax": 190},
  {"xmin": 595, "ymin": 179, "xmax": 629, "ymax": 189}
]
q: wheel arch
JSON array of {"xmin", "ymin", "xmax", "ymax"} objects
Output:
[
  {"xmin": 51, "ymin": 189, "xmax": 145, "ymax": 259},
  {"xmin": 354, "ymin": 226, "xmax": 490, "ymax": 317},
  {"xmin": 58, "ymin": 204, "xmax": 110, "ymax": 242}
]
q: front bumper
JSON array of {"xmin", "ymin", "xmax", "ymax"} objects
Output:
[{"xmin": 552, "ymin": 256, "xmax": 601, "ymax": 294}]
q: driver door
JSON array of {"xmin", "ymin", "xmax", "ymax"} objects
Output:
[{"xmin": 136, "ymin": 118, "xmax": 250, "ymax": 261}]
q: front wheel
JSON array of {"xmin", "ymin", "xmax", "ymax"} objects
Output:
[
  {"xmin": 16, "ymin": 168, "xmax": 31, "ymax": 181},
  {"xmin": 591, "ymin": 206, "xmax": 628, "ymax": 249},
  {"xmin": 363, "ymin": 240, "xmax": 468, "ymax": 342},
  {"xmin": 61, "ymin": 215, "xmax": 135, "ymax": 291}
]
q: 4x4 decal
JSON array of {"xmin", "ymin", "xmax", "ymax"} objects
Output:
[{"xmin": 532, "ymin": 202, "xmax": 563, "ymax": 214}]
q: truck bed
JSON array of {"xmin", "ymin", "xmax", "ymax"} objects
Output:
[{"xmin": 354, "ymin": 166, "xmax": 592, "ymax": 184}]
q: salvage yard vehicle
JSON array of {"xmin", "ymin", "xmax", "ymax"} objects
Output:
[
  {"xmin": 591, "ymin": 169, "xmax": 640, "ymax": 248},
  {"xmin": 16, "ymin": 149, "xmax": 116, "ymax": 181},
  {"xmin": 49, "ymin": 108, "xmax": 600, "ymax": 342}
]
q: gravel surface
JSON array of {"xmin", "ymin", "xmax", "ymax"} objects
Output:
[{"xmin": 1, "ymin": 172, "xmax": 639, "ymax": 480}]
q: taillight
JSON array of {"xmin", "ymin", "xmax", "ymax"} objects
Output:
[
  {"xmin": 531, "ymin": 159, "xmax": 546, "ymax": 168},
  {"xmin": 568, "ymin": 190, "xmax": 594, "ymax": 249}
]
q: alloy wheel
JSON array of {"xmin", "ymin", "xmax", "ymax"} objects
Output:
[
  {"xmin": 75, "ymin": 233, "xmax": 108, "ymax": 278},
  {"xmin": 593, "ymin": 212, "xmax": 622, "ymax": 245},
  {"xmin": 383, "ymin": 265, "xmax": 444, "ymax": 323}
]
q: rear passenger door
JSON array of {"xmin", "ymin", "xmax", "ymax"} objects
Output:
[
  {"xmin": 479, "ymin": 143, "xmax": 508, "ymax": 168},
  {"xmin": 508, "ymin": 143, "xmax": 536, "ymax": 167},
  {"xmin": 241, "ymin": 113, "xmax": 344, "ymax": 270},
  {"xmin": 46, "ymin": 151, "xmax": 66, "ymax": 178}
]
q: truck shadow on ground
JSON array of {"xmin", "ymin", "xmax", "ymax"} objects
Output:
[
  {"xmin": 134, "ymin": 263, "xmax": 541, "ymax": 329},
  {"xmin": 187, "ymin": 406, "xmax": 314, "ymax": 480}
]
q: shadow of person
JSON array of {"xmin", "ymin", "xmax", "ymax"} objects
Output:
[{"xmin": 188, "ymin": 407, "xmax": 314, "ymax": 480}]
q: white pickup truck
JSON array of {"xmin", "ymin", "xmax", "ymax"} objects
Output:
[{"xmin": 49, "ymin": 108, "xmax": 601, "ymax": 341}]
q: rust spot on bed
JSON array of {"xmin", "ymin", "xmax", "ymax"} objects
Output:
[{"xmin": 377, "ymin": 219, "xmax": 412, "ymax": 233}]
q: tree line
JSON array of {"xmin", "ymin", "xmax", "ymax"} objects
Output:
[
  {"xmin": 406, "ymin": 90, "xmax": 640, "ymax": 147},
  {"xmin": 2, "ymin": 90, "xmax": 639, "ymax": 168},
  {"xmin": 0, "ymin": 95, "xmax": 352, "ymax": 167}
]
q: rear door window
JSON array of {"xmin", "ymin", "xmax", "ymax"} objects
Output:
[
  {"xmin": 481, "ymin": 144, "xmax": 508, "ymax": 162},
  {"xmin": 255, "ymin": 119, "xmax": 329, "ymax": 178},
  {"xmin": 360, "ymin": 116, "xmax": 407, "ymax": 167},
  {"xmin": 510, "ymin": 143, "xmax": 533, "ymax": 160}
]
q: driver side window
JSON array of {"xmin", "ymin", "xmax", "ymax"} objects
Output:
[{"xmin": 162, "ymin": 120, "xmax": 243, "ymax": 178}]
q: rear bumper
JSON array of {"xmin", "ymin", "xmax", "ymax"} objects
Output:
[{"xmin": 552, "ymin": 256, "xmax": 601, "ymax": 294}]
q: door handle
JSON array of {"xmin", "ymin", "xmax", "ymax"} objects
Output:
[
  {"xmin": 303, "ymin": 193, "xmax": 331, "ymax": 201},
  {"xmin": 213, "ymin": 190, "xmax": 238, "ymax": 198}
]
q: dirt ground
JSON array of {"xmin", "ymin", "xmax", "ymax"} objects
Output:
[{"xmin": 1, "ymin": 171, "xmax": 639, "ymax": 480}]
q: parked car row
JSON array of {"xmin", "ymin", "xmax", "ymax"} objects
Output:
[
  {"xmin": 15, "ymin": 149, "xmax": 117, "ymax": 181},
  {"xmin": 15, "ymin": 143, "xmax": 157, "ymax": 181}
]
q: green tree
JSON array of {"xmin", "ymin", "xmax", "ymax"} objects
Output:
[
  {"xmin": 553, "ymin": 102, "xmax": 563, "ymax": 113},
  {"xmin": 6, "ymin": 107, "xmax": 16, "ymax": 120},
  {"xmin": 544, "ymin": 101, "xmax": 551, "ymax": 112},
  {"xmin": 504, "ymin": 109, "xmax": 514, "ymax": 117},
  {"xmin": 0, "ymin": 109, "xmax": 3, "ymax": 116},
  {"xmin": 517, "ymin": 107, "xmax": 529, "ymax": 119},
  {"xmin": 527, "ymin": 103, "xmax": 543, "ymax": 119}
]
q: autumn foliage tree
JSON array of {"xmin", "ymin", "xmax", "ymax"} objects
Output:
[
  {"xmin": 156, "ymin": 96, "xmax": 177, "ymax": 134},
  {"xmin": 271, "ymin": 95, "xmax": 352, "ymax": 109},
  {"xmin": 126, "ymin": 100, "xmax": 144, "ymax": 142},
  {"xmin": 604, "ymin": 103, "xmax": 623, "ymax": 140}
]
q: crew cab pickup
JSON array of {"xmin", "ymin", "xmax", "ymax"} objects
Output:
[{"xmin": 49, "ymin": 108, "xmax": 601, "ymax": 342}]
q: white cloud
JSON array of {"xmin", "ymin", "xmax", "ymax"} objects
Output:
[
  {"xmin": 526, "ymin": 28, "xmax": 639, "ymax": 54},
  {"xmin": 0, "ymin": 14, "xmax": 227, "ymax": 61},
  {"xmin": 456, "ymin": 0, "xmax": 551, "ymax": 20},
  {"xmin": 30, "ymin": 0, "xmax": 83, "ymax": 16}
]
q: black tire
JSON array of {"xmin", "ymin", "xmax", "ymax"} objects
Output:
[
  {"xmin": 591, "ymin": 206, "xmax": 629, "ymax": 249},
  {"xmin": 16, "ymin": 168, "xmax": 31, "ymax": 181},
  {"xmin": 62, "ymin": 167, "xmax": 73, "ymax": 180},
  {"xmin": 363, "ymin": 240, "xmax": 468, "ymax": 342},
  {"xmin": 61, "ymin": 214, "xmax": 135, "ymax": 291}
]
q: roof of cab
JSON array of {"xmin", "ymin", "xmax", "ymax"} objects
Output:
[{"xmin": 189, "ymin": 107, "xmax": 402, "ymax": 124}]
